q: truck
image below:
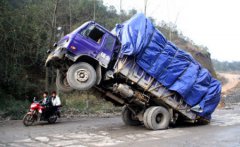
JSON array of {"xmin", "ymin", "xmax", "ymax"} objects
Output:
[{"xmin": 46, "ymin": 14, "xmax": 221, "ymax": 130}]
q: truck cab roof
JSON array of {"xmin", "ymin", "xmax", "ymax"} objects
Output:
[{"xmin": 70, "ymin": 21, "xmax": 116, "ymax": 38}]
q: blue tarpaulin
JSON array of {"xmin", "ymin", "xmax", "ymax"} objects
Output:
[{"xmin": 114, "ymin": 13, "xmax": 221, "ymax": 119}]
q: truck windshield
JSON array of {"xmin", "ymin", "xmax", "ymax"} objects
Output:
[{"xmin": 81, "ymin": 24, "xmax": 105, "ymax": 44}]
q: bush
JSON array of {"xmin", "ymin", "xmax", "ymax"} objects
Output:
[{"xmin": 0, "ymin": 90, "xmax": 30, "ymax": 120}]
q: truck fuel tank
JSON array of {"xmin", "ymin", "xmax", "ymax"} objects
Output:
[{"xmin": 113, "ymin": 84, "xmax": 134, "ymax": 98}]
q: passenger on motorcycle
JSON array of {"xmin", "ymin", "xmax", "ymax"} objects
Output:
[
  {"xmin": 51, "ymin": 91, "xmax": 61, "ymax": 117},
  {"xmin": 51, "ymin": 91, "xmax": 61, "ymax": 106}
]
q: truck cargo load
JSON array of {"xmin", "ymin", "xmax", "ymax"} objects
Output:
[{"xmin": 114, "ymin": 13, "xmax": 221, "ymax": 119}]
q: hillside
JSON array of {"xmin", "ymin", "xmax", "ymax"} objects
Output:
[{"xmin": 157, "ymin": 22, "xmax": 216, "ymax": 78}]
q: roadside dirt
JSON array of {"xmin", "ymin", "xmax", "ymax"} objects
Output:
[
  {"xmin": 217, "ymin": 72, "xmax": 240, "ymax": 108},
  {"xmin": 219, "ymin": 72, "xmax": 240, "ymax": 94}
]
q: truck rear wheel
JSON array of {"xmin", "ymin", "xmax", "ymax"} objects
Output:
[
  {"xmin": 67, "ymin": 62, "xmax": 97, "ymax": 91},
  {"xmin": 56, "ymin": 70, "xmax": 74, "ymax": 93},
  {"xmin": 143, "ymin": 106, "xmax": 170, "ymax": 130},
  {"xmin": 196, "ymin": 118, "xmax": 210, "ymax": 125},
  {"xmin": 122, "ymin": 106, "xmax": 141, "ymax": 126},
  {"xmin": 143, "ymin": 106, "xmax": 154, "ymax": 129}
]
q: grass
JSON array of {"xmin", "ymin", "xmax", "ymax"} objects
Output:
[{"xmin": 60, "ymin": 90, "xmax": 121, "ymax": 116}]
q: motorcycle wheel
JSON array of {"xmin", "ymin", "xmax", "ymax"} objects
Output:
[
  {"xmin": 47, "ymin": 115, "xmax": 57, "ymax": 124},
  {"xmin": 23, "ymin": 113, "xmax": 35, "ymax": 126}
]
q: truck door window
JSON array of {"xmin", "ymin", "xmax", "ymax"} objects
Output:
[
  {"xmin": 104, "ymin": 35, "xmax": 115, "ymax": 51},
  {"xmin": 81, "ymin": 25, "xmax": 105, "ymax": 44}
]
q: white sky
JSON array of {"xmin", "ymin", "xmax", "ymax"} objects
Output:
[{"xmin": 103, "ymin": 0, "xmax": 240, "ymax": 62}]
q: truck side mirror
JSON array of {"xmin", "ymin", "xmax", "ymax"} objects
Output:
[
  {"xmin": 53, "ymin": 43, "xmax": 57, "ymax": 47},
  {"xmin": 47, "ymin": 49, "xmax": 51, "ymax": 54}
]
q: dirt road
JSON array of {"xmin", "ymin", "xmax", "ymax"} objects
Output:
[
  {"xmin": 219, "ymin": 72, "xmax": 240, "ymax": 93},
  {"xmin": 1, "ymin": 106, "xmax": 240, "ymax": 147}
]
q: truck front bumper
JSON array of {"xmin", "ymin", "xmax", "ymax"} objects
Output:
[{"xmin": 45, "ymin": 47, "xmax": 66, "ymax": 67}]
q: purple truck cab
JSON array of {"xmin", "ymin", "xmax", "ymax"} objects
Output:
[
  {"xmin": 46, "ymin": 21, "xmax": 120, "ymax": 92},
  {"xmin": 46, "ymin": 21, "xmax": 118, "ymax": 69}
]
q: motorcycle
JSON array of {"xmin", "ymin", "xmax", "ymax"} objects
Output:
[{"xmin": 23, "ymin": 98, "xmax": 60, "ymax": 126}]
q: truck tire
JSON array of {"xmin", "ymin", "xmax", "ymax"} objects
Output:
[
  {"xmin": 56, "ymin": 70, "xmax": 74, "ymax": 93},
  {"xmin": 67, "ymin": 62, "xmax": 97, "ymax": 91},
  {"xmin": 143, "ymin": 106, "xmax": 170, "ymax": 130},
  {"xmin": 175, "ymin": 114, "xmax": 186, "ymax": 125},
  {"xmin": 143, "ymin": 107, "xmax": 155, "ymax": 129},
  {"xmin": 122, "ymin": 106, "xmax": 141, "ymax": 126},
  {"xmin": 196, "ymin": 118, "xmax": 210, "ymax": 125}
]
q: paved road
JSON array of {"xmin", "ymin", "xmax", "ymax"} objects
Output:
[{"xmin": 1, "ymin": 105, "xmax": 240, "ymax": 147}]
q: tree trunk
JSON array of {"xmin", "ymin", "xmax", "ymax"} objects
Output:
[{"xmin": 46, "ymin": 0, "xmax": 59, "ymax": 92}]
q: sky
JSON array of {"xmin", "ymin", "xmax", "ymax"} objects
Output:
[{"xmin": 103, "ymin": 0, "xmax": 240, "ymax": 62}]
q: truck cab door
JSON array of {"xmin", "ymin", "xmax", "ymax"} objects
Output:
[
  {"xmin": 97, "ymin": 33, "xmax": 116, "ymax": 68},
  {"xmin": 73, "ymin": 24, "xmax": 103, "ymax": 58}
]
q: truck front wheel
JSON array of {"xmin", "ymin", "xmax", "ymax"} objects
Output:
[{"xmin": 67, "ymin": 62, "xmax": 97, "ymax": 91}]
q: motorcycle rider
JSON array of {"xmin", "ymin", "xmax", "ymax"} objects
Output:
[
  {"xmin": 39, "ymin": 91, "xmax": 52, "ymax": 120},
  {"xmin": 41, "ymin": 91, "xmax": 51, "ymax": 106},
  {"xmin": 51, "ymin": 91, "xmax": 61, "ymax": 117}
]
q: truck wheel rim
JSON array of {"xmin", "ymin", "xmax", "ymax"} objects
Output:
[
  {"xmin": 156, "ymin": 114, "xmax": 163, "ymax": 123},
  {"xmin": 75, "ymin": 69, "xmax": 89, "ymax": 82}
]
